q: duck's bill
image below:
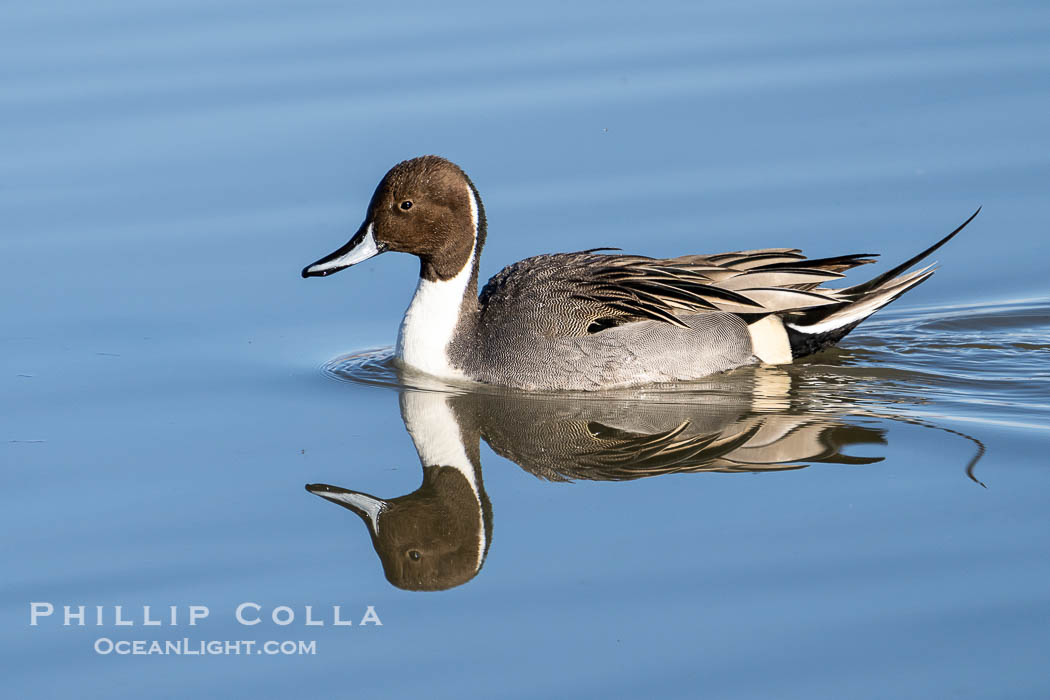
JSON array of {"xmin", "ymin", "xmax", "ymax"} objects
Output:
[
  {"xmin": 305, "ymin": 483, "xmax": 388, "ymax": 535},
  {"xmin": 301, "ymin": 222, "xmax": 385, "ymax": 278}
]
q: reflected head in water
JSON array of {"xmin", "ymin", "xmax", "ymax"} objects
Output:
[
  {"xmin": 307, "ymin": 468, "xmax": 492, "ymax": 591},
  {"xmin": 307, "ymin": 388, "xmax": 493, "ymax": 591}
]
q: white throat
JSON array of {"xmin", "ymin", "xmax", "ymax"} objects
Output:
[{"xmin": 395, "ymin": 185, "xmax": 479, "ymax": 381}]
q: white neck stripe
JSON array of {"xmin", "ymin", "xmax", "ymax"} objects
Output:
[{"xmin": 466, "ymin": 183, "xmax": 479, "ymax": 237}]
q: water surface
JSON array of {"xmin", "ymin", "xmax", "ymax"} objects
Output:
[{"xmin": 3, "ymin": 1, "xmax": 1050, "ymax": 698}]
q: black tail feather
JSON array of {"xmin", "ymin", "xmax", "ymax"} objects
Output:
[{"xmin": 841, "ymin": 207, "xmax": 980, "ymax": 299}]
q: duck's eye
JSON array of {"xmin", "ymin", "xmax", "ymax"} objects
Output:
[
  {"xmin": 407, "ymin": 549, "xmax": 421, "ymax": 561},
  {"xmin": 400, "ymin": 200, "xmax": 413, "ymax": 211}
]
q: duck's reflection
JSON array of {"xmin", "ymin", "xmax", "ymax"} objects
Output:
[
  {"xmin": 308, "ymin": 389, "xmax": 492, "ymax": 592},
  {"xmin": 306, "ymin": 366, "xmax": 900, "ymax": 591}
]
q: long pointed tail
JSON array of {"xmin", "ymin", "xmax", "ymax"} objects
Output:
[{"xmin": 784, "ymin": 208, "xmax": 980, "ymax": 358}]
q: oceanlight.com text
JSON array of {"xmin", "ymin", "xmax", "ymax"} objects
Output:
[{"xmin": 94, "ymin": 638, "xmax": 318, "ymax": 656}]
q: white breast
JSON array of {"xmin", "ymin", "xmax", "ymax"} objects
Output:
[{"xmin": 395, "ymin": 247, "xmax": 474, "ymax": 380}]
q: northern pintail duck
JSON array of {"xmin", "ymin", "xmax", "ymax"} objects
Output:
[{"xmin": 302, "ymin": 156, "xmax": 978, "ymax": 391}]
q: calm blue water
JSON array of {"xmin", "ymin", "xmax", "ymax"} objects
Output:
[{"xmin": 3, "ymin": 1, "xmax": 1050, "ymax": 697}]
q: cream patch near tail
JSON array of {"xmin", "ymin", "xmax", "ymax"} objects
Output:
[{"xmin": 747, "ymin": 315, "xmax": 793, "ymax": 364}]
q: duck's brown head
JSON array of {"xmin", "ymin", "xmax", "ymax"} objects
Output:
[{"xmin": 301, "ymin": 155, "xmax": 486, "ymax": 282}]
